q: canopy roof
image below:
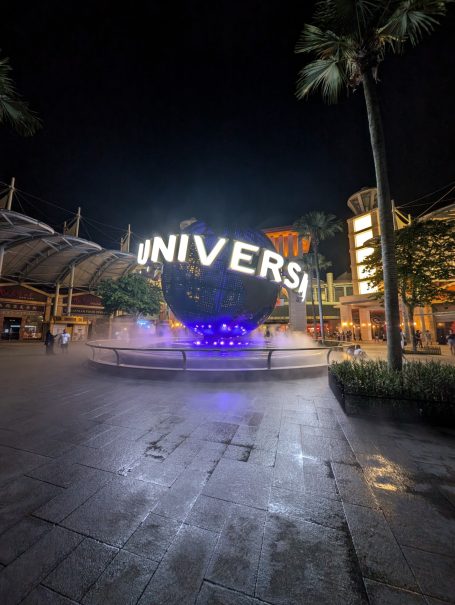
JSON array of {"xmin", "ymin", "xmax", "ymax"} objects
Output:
[{"xmin": 0, "ymin": 210, "xmax": 138, "ymax": 289}]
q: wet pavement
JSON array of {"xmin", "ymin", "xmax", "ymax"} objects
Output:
[{"xmin": 0, "ymin": 342, "xmax": 454, "ymax": 604}]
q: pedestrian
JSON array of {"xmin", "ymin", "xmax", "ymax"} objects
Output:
[
  {"xmin": 353, "ymin": 344, "xmax": 366, "ymax": 359},
  {"xmin": 400, "ymin": 330, "xmax": 406, "ymax": 351},
  {"xmin": 425, "ymin": 329, "xmax": 432, "ymax": 345},
  {"xmin": 447, "ymin": 332, "xmax": 455, "ymax": 356},
  {"xmin": 415, "ymin": 330, "xmax": 423, "ymax": 349},
  {"xmin": 44, "ymin": 330, "xmax": 55, "ymax": 355},
  {"xmin": 59, "ymin": 329, "xmax": 71, "ymax": 353},
  {"xmin": 264, "ymin": 326, "xmax": 271, "ymax": 339}
]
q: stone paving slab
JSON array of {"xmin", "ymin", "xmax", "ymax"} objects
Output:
[
  {"xmin": 61, "ymin": 476, "xmax": 165, "ymax": 547},
  {"xmin": 82, "ymin": 550, "xmax": 158, "ymax": 605},
  {"xmin": 43, "ymin": 537, "xmax": 118, "ymax": 601},
  {"xmin": 256, "ymin": 512, "xmax": 368, "ymax": 605},
  {"xmin": 205, "ymin": 503, "xmax": 266, "ymax": 595},
  {"xmin": 0, "ymin": 344, "xmax": 454, "ymax": 604}
]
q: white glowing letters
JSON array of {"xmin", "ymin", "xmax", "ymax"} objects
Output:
[{"xmin": 138, "ymin": 235, "xmax": 308, "ymax": 295}]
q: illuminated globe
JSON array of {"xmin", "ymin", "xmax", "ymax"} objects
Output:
[{"xmin": 161, "ymin": 221, "xmax": 280, "ymax": 337}]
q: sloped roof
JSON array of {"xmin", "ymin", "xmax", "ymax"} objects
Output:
[
  {"xmin": 334, "ymin": 272, "xmax": 352, "ymax": 283},
  {"xmin": 0, "ymin": 210, "xmax": 138, "ymax": 289}
]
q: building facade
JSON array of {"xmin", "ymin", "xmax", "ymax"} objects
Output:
[{"xmin": 339, "ymin": 188, "xmax": 455, "ymax": 343}]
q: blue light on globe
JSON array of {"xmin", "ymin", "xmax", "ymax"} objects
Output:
[{"xmin": 161, "ymin": 221, "xmax": 280, "ymax": 336}]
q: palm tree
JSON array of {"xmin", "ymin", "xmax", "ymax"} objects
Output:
[
  {"xmin": 294, "ymin": 211, "xmax": 342, "ymax": 342},
  {"xmin": 300, "ymin": 252, "xmax": 332, "ymax": 339},
  {"xmin": 0, "ymin": 55, "xmax": 41, "ymax": 136},
  {"xmin": 294, "ymin": 0, "xmax": 450, "ymax": 370}
]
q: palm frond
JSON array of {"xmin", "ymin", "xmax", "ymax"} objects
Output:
[
  {"xmin": 296, "ymin": 58, "xmax": 347, "ymax": 104},
  {"xmin": 294, "ymin": 211, "xmax": 343, "ymax": 245},
  {"xmin": 314, "ymin": 0, "xmax": 379, "ymax": 36},
  {"xmin": 0, "ymin": 56, "xmax": 42, "ymax": 136},
  {"xmin": 379, "ymin": 0, "xmax": 449, "ymax": 47},
  {"xmin": 295, "ymin": 24, "xmax": 353, "ymax": 58}
]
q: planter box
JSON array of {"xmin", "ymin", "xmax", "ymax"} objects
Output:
[
  {"xmin": 328, "ymin": 369, "xmax": 455, "ymax": 426},
  {"xmin": 403, "ymin": 346, "xmax": 441, "ymax": 356}
]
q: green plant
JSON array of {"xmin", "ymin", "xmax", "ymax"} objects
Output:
[
  {"xmin": 330, "ymin": 359, "xmax": 455, "ymax": 403},
  {"xmin": 0, "ymin": 55, "xmax": 41, "ymax": 135},
  {"xmin": 295, "ymin": 0, "xmax": 451, "ymax": 370},
  {"xmin": 97, "ymin": 273, "xmax": 162, "ymax": 317},
  {"xmin": 364, "ymin": 219, "xmax": 455, "ymax": 350}
]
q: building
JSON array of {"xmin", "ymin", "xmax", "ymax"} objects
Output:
[
  {"xmin": 263, "ymin": 226, "xmax": 353, "ymax": 335},
  {"xmin": 268, "ymin": 269, "xmax": 353, "ymax": 336},
  {"xmin": 421, "ymin": 201, "xmax": 455, "ymax": 342},
  {"xmin": 339, "ymin": 188, "xmax": 455, "ymax": 342},
  {"xmin": 262, "ymin": 226, "xmax": 311, "ymax": 332},
  {"xmin": 0, "ymin": 207, "xmax": 138, "ymax": 341}
]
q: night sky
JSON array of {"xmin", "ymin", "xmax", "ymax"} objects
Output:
[{"xmin": 1, "ymin": 1, "xmax": 454, "ymax": 275}]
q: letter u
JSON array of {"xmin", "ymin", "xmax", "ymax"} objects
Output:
[{"xmin": 137, "ymin": 240, "xmax": 151, "ymax": 265}]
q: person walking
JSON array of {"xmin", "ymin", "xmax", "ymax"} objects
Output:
[
  {"xmin": 415, "ymin": 330, "xmax": 423, "ymax": 349},
  {"xmin": 44, "ymin": 330, "xmax": 55, "ymax": 355},
  {"xmin": 59, "ymin": 329, "xmax": 71, "ymax": 353},
  {"xmin": 447, "ymin": 332, "xmax": 455, "ymax": 356}
]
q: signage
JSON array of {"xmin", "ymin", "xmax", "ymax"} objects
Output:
[
  {"xmin": 0, "ymin": 302, "xmax": 45, "ymax": 311},
  {"xmin": 138, "ymin": 235, "xmax": 308, "ymax": 296}
]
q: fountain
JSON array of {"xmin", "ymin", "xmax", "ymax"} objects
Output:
[{"xmin": 88, "ymin": 221, "xmax": 342, "ymax": 378}]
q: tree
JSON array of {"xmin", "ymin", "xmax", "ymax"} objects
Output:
[
  {"xmin": 294, "ymin": 0, "xmax": 450, "ymax": 369},
  {"xmin": 97, "ymin": 273, "xmax": 162, "ymax": 318},
  {"xmin": 300, "ymin": 252, "xmax": 332, "ymax": 338},
  {"xmin": 0, "ymin": 55, "xmax": 41, "ymax": 135},
  {"xmin": 294, "ymin": 211, "xmax": 342, "ymax": 341},
  {"xmin": 364, "ymin": 219, "xmax": 455, "ymax": 350}
]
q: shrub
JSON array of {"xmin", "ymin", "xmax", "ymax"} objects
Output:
[{"xmin": 330, "ymin": 360, "xmax": 455, "ymax": 403}]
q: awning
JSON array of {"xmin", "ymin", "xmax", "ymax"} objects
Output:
[{"xmin": 0, "ymin": 210, "xmax": 138, "ymax": 289}]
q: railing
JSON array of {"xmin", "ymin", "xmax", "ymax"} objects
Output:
[{"xmin": 86, "ymin": 341, "xmax": 345, "ymax": 372}]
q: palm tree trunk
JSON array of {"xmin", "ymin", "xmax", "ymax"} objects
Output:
[
  {"xmin": 362, "ymin": 69, "xmax": 402, "ymax": 370},
  {"xmin": 310, "ymin": 273, "xmax": 317, "ymax": 338},
  {"xmin": 313, "ymin": 248, "xmax": 325, "ymax": 342}
]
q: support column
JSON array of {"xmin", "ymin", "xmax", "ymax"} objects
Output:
[
  {"xmin": 340, "ymin": 303, "xmax": 352, "ymax": 332},
  {"xmin": 288, "ymin": 292, "xmax": 307, "ymax": 332},
  {"xmin": 0, "ymin": 245, "xmax": 4, "ymax": 277},
  {"xmin": 359, "ymin": 308, "xmax": 371, "ymax": 341},
  {"xmin": 326, "ymin": 272, "xmax": 334, "ymax": 303},
  {"xmin": 6, "ymin": 177, "xmax": 15, "ymax": 210},
  {"xmin": 67, "ymin": 267, "xmax": 75, "ymax": 315},
  {"xmin": 52, "ymin": 282, "xmax": 60, "ymax": 317}
]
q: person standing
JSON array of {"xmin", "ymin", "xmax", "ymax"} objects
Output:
[
  {"xmin": 415, "ymin": 330, "xmax": 423, "ymax": 349},
  {"xmin": 59, "ymin": 329, "xmax": 71, "ymax": 353},
  {"xmin": 447, "ymin": 332, "xmax": 455, "ymax": 356},
  {"xmin": 400, "ymin": 330, "xmax": 405, "ymax": 351},
  {"xmin": 44, "ymin": 330, "xmax": 55, "ymax": 355}
]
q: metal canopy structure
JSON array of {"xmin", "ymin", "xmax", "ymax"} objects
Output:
[{"xmin": 0, "ymin": 210, "xmax": 138, "ymax": 289}]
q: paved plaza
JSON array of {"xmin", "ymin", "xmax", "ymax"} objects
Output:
[{"xmin": 0, "ymin": 343, "xmax": 454, "ymax": 605}]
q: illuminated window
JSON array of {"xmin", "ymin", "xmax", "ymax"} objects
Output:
[
  {"xmin": 357, "ymin": 265, "xmax": 375, "ymax": 280},
  {"xmin": 355, "ymin": 229, "xmax": 373, "ymax": 248},
  {"xmin": 353, "ymin": 214, "xmax": 372, "ymax": 232},
  {"xmin": 359, "ymin": 280, "xmax": 378, "ymax": 294},
  {"xmin": 356, "ymin": 247, "xmax": 374, "ymax": 264}
]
